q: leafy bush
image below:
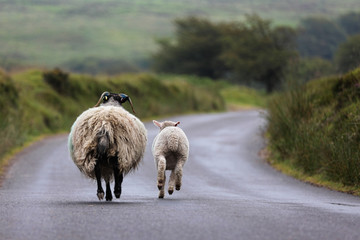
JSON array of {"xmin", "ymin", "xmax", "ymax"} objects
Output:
[
  {"xmin": 286, "ymin": 57, "xmax": 334, "ymax": 84},
  {"xmin": 296, "ymin": 17, "xmax": 347, "ymax": 60},
  {"xmin": 267, "ymin": 68, "xmax": 360, "ymax": 186},
  {"xmin": 0, "ymin": 70, "xmax": 25, "ymax": 163},
  {"xmin": 337, "ymin": 11, "xmax": 360, "ymax": 36},
  {"xmin": 42, "ymin": 68, "xmax": 70, "ymax": 94},
  {"xmin": 334, "ymin": 34, "xmax": 360, "ymax": 73}
]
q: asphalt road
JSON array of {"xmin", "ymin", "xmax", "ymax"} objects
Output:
[{"xmin": 1, "ymin": 110, "xmax": 360, "ymax": 240}]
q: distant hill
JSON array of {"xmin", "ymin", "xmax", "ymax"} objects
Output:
[{"xmin": 0, "ymin": 0, "xmax": 359, "ymax": 71}]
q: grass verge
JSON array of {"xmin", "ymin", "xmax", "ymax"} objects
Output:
[
  {"xmin": 266, "ymin": 67, "xmax": 360, "ymax": 195},
  {"xmin": 220, "ymin": 85, "xmax": 267, "ymax": 110},
  {"xmin": 263, "ymin": 147, "xmax": 360, "ymax": 196}
]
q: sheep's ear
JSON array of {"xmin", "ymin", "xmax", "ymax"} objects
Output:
[
  {"xmin": 153, "ymin": 120, "xmax": 161, "ymax": 128},
  {"xmin": 175, "ymin": 121, "xmax": 180, "ymax": 127}
]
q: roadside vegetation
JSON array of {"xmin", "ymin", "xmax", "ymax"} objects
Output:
[{"xmin": 267, "ymin": 68, "xmax": 360, "ymax": 195}]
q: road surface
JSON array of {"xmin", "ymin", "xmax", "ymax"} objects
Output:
[{"xmin": 1, "ymin": 110, "xmax": 360, "ymax": 240}]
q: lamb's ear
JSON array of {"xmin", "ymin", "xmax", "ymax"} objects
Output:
[
  {"xmin": 153, "ymin": 120, "xmax": 161, "ymax": 128},
  {"xmin": 175, "ymin": 121, "xmax": 180, "ymax": 127}
]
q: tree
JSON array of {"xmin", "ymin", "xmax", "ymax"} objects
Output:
[
  {"xmin": 337, "ymin": 11, "xmax": 360, "ymax": 36},
  {"xmin": 286, "ymin": 57, "xmax": 334, "ymax": 83},
  {"xmin": 297, "ymin": 17, "xmax": 347, "ymax": 60},
  {"xmin": 152, "ymin": 17, "xmax": 227, "ymax": 79},
  {"xmin": 220, "ymin": 15, "xmax": 297, "ymax": 92},
  {"xmin": 335, "ymin": 34, "xmax": 360, "ymax": 73},
  {"xmin": 152, "ymin": 15, "xmax": 297, "ymax": 92},
  {"xmin": 42, "ymin": 68, "xmax": 70, "ymax": 94}
]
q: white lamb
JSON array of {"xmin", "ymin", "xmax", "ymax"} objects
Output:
[{"xmin": 152, "ymin": 120, "xmax": 189, "ymax": 198}]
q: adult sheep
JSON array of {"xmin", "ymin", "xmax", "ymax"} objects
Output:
[{"xmin": 69, "ymin": 92, "xmax": 147, "ymax": 201}]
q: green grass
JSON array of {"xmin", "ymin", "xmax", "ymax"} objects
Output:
[
  {"xmin": 160, "ymin": 74, "xmax": 269, "ymax": 110},
  {"xmin": 266, "ymin": 67, "xmax": 360, "ymax": 193},
  {"xmin": 157, "ymin": 74, "xmax": 267, "ymax": 109},
  {"xmin": 221, "ymin": 85, "xmax": 267, "ymax": 110},
  {"xmin": 266, "ymin": 148, "xmax": 360, "ymax": 196},
  {"xmin": 0, "ymin": 0, "xmax": 359, "ymax": 69}
]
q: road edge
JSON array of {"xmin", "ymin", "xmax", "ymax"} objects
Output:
[
  {"xmin": 0, "ymin": 133, "xmax": 68, "ymax": 187},
  {"xmin": 260, "ymin": 146, "xmax": 360, "ymax": 197}
]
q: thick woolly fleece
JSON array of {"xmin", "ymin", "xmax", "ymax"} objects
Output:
[
  {"xmin": 152, "ymin": 125, "xmax": 189, "ymax": 170},
  {"xmin": 69, "ymin": 106, "xmax": 147, "ymax": 180}
]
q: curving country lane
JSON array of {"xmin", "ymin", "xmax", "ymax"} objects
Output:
[{"xmin": 1, "ymin": 110, "xmax": 360, "ymax": 240}]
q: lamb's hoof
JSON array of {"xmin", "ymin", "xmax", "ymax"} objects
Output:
[
  {"xmin": 157, "ymin": 180, "xmax": 163, "ymax": 190},
  {"xmin": 168, "ymin": 188, "xmax": 174, "ymax": 195},
  {"xmin": 175, "ymin": 185, "xmax": 181, "ymax": 191},
  {"xmin": 97, "ymin": 191, "xmax": 104, "ymax": 200},
  {"xmin": 158, "ymin": 193, "xmax": 164, "ymax": 199}
]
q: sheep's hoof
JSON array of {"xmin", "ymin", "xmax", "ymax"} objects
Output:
[
  {"xmin": 114, "ymin": 186, "xmax": 122, "ymax": 198},
  {"xmin": 97, "ymin": 191, "xmax": 104, "ymax": 200},
  {"xmin": 106, "ymin": 188, "xmax": 113, "ymax": 201},
  {"xmin": 158, "ymin": 193, "xmax": 164, "ymax": 199},
  {"xmin": 175, "ymin": 185, "xmax": 181, "ymax": 191},
  {"xmin": 106, "ymin": 193, "xmax": 113, "ymax": 201},
  {"xmin": 168, "ymin": 189, "xmax": 174, "ymax": 195}
]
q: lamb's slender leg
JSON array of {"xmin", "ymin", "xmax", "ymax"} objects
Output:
[
  {"xmin": 168, "ymin": 170, "xmax": 176, "ymax": 195},
  {"xmin": 174, "ymin": 159, "xmax": 186, "ymax": 191},
  {"xmin": 156, "ymin": 155, "xmax": 166, "ymax": 190},
  {"xmin": 113, "ymin": 164, "xmax": 123, "ymax": 199},
  {"xmin": 159, "ymin": 172, "xmax": 166, "ymax": 199},
  {"xmin": 95, "ymin": 162, "xmax": 104, "ymax": 200},
  {"xmin": 105, "ymin": 180, "xmax": 113, "ymax": 201}
]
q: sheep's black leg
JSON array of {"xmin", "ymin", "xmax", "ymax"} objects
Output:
[
  {"xmin": 105, "ymin": 181, "xmax": 113, "ymax": 201},
  {"xmin": 113, "ymin": 165, "xmax": 123, "ymax": 199},
  {"xmin": 95, "ymin": 162, "xmax": 104, "ymax": 200}
]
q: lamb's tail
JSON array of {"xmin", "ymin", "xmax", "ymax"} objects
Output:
[
  {"xmin": 97, "ymin": 128, "xmax": 110, "ymax": 158},
  {"xmin": 167, "ymin": 134, "xmax": 179, "ymax": 152}
]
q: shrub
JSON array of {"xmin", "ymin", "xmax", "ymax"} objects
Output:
[
  {"xmin": 267, "ymin": 67, "xmax": 360, "ymax": 186},
  {"xmin": 42, "ymin": 68, "xmax": 70, "ymax": 94}
]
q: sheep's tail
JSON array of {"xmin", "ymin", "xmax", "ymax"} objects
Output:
[
  {"xmin": 167, "ymin": 134, "xmax": 179, "ymax": 152},
  {"xmin": 97, "ymin": 129, "xmax": 110, "ymax": 158}
]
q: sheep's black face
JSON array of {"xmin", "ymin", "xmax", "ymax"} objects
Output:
[
  {"xmin": 95, "ymin": 91, "xmax": 136, "ymax": 113},
  {"xmin": 101, "ymin": 92, "xmax": 128, "ymax": 106}
]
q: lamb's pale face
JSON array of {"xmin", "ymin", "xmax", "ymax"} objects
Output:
[{"xmin": 153, "ymin": 120, "xmax": 180, "ymax": 131}]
